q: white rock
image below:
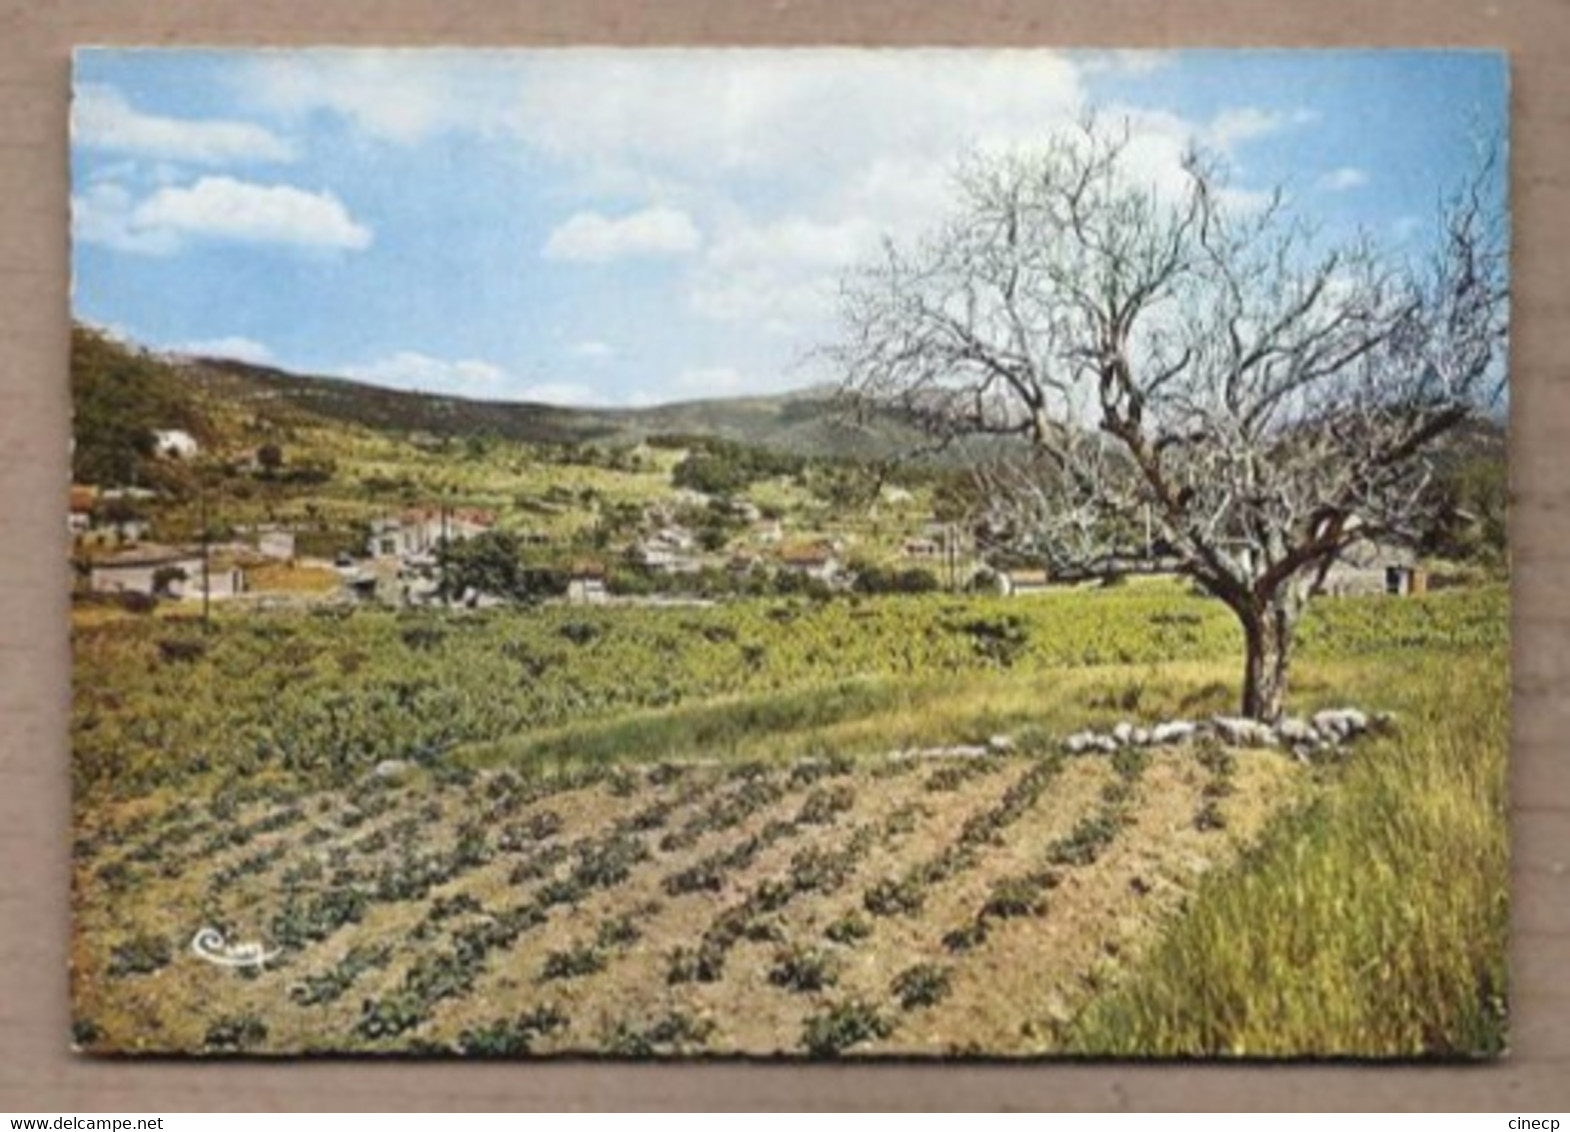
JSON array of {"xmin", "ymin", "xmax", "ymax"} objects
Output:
[
  {"xmin": 1091, "ymin": 734, "xmax": 1120, "ymax": 754},
  {"xmin": 1277, "ymin": 717, "xmax": 1317, "ymax": 745},
  {"xmin": 1312, "ymin": 708, "xmax": 1369, "ymax": 741},
  {"xmin": 1131, "ymin": 728, "xmax": 1151, "ymax": 747},
  {"xmin": 1065, "ymin": 732, "xmax": 1095, "ymax": 754},
  {"xmin": 1151, "ymin": 720, "xmax": 1197, "ymax": 745},
  {"xmin": 1212, "ymin": 716, "xmax": 1278, "ymax": 748},
  {"xmin": 988, "ymin": 733, "xmax": 1017, "ymax": 754},
  {"xmin": 373, "ymin": 759, "xmax": 410, "ymax": 780},
  {"xmin": 1112, "ymin": 722, "xmax": 1134, "ymax": 745}
]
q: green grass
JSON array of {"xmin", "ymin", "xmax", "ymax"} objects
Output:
[
  {"xmin": 1064, "ymin": 648, "xmax": 1508, "ymax": 1058},
  {"xmin": 72, "ymin": 585, "xmax": 1505, "ymax": 802}
]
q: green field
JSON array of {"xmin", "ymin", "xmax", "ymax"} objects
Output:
[{"xmin": 70, "ymin": 584, "xmax": 1508, "ymax": 1057}]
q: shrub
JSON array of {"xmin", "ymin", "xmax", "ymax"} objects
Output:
[
  {"xmin": 796, "ymin": 783, "xmax": 856, "ymax": 825},
  {"xmin": 203, "ymin": 1013, "xmax": 268, "ymax": 1052},
  {"xmin": 107, "ymin": 931, "xmax": 171, "ymax": 978},
  {"xmin": 457, "ymin": 1004, "xmax": 569, "ymax": 1055},
  {"xmin": 943, "ymin": 919, "xmax": 990, "ymax": 953},
  {"xmin": 768, "ymin": 944, "xmax": 840, "ymax": 993},
  {"xmin": 157, "ymin": 637, "xmax": 206, "ymax": 664},
  {"xmin": 404, "ymin": 949, "xmax": 482, "ymax": 1003},
  {"xmin": 429, "ymin": 893, "xmax": 484, "ymax": 921},
  {"xmin": 595, "ymin": 914, "xmax": 642, "ymax": 949},
  {"xmin": 825, "ymin": 913, "xmax": 873, "ymax": 945},
  {"xmin": 790, "ymin": 845, "xmax": 857, "ymax": 894},
  {"xmin": 607, "ymin": 1010, "xmax": 716, "ymax": 1056},
  {"xmin": 892, "ymin": 963, "xmax": 953, "ymax": 1010},
  {"xmin": 981, "ymin": 874, "xmax": 1051, "ymax": 920},
  {"xmin": 863, "ymin": 875, "xmax": 925, "ymax": 917},
  {"xmin": 542, "ymin": 943, "xmax": 607, "ymax": 981},
  {"xmin": 666, "ymin": 942, "xmax": 726, "ymax": 985},
  {"xmin": 356, "ymin": 992, "xmax": 430, "ymax": 1041},
  {"xmin": 289, "ymin": 944, "xmax": 393, "ymax": 1007},
  {"xmin": 1046, "ymin": 810, "xmax": 1124, "ymax": 868},
  {"xmin": 802, "ymin": 999, "xmax": 893, "ymax": 1056}
]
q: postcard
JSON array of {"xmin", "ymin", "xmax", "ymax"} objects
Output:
[{"xmin": 68, "ymin": 48, "xmax": 1509, "ymax": 1057}]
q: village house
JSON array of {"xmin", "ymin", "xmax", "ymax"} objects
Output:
[
  {"xmin": 68, "ymin": 485, "xmax": 96, "ymax": 536},
  {"xmin": 257, "ymin": 530, "xmax": 297, "ymax": 561},
  {"xmin": 1315, "ymin": 539, "xmax": 1427, "ymax": 597},
  {"xmin": 152, "ymin": 429, "xmax": 200, "ymax": 460},
  {"xmin": 998, "ymin": 568, "xmax": 1053, "ymax": 596},
  {"xmin": 368, "ymin": 506, "xmax": 497, "ymax": 559},
  {"xmin": 87, "ymin": 543, "xmax": 247, "ymax": 600},
  {"xmin": 70, "ymin": 485, "xmax": 155, "ymax": 547},
  {"xmin": 778, "ymin": 542, "xmax": 840, "ymax": 583},
  {"xmin": 566, "ymin": 560, "xmax": 609, "ymax": 605},
  {"xmin": 629, "ymin": 526, "xmax": 701, "ymax": 574}
]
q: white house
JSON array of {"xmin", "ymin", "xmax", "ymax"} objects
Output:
[
  {"xmin": 1316, "ymin": 540, "xmax": 1426, "ymax": 597},
  {"xmin": 368, "ymin": 506, "xmax": 497, "ymax": 559},
  {"xmin": 566, "ymin": 561, "xmax": 609, "ymax": 605},
  {"xmin": 257, "ymin": 530, "xmax": 297, "ymax": 561},
  {"xmin": 998, "ymin": 568, "xmax": 1053, "ymax": 596},
  {"xmin": 88, "ymin": 543, "xmax": 246, "ymax": 600},
  {"xmin": 152, "ymin": 429, "xmax": 200, "ymax": 459},
  {"xmin": 629, "ymin": 526, "xmax": 701, "ymax": 574},
  {"xmin": 779, "ymin": 543, "xmax": 840, "ymax": 583}
]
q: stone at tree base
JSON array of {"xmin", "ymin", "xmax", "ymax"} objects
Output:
[
  {"xmin": 1277, "ymin": 717, "xmax": 1317, "ymax": 746},
  {"xmin": 1150, "ymin": 720, "xmax": 1197, "ymax": 745},
  {"xmin": 1312, "ymin": 708, "xmax": 1370, "ymax": 741}
]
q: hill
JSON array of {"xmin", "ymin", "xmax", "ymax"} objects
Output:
[{"xmin": 179, "ymin": 351, "xmax": 925, "ymax": 458}]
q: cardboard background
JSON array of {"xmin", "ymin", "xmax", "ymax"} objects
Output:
[{"xmin": 2, "ymin": 0, "xmax": 1566, "ymax": 1111}]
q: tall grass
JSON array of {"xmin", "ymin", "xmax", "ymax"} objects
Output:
[{"xmin": 1066, "ymin": 649, "xmax": 1509, "ymax": 1058}]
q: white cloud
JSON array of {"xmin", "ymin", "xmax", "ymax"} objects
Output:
[
  {"xmin": 542, "ymin": 206, "xmax": 701, "ymax": 262},
  {"xmin": 687, "ymin": 214, "xmax": 881, "ymax": 334},
  {"xmin": 1205, "ymin": 106, "xmax": 1317, "ymax": 153},
  {"xmin": 170, "ymin": 336, "xmax": 275, "ymax": 364},
  {"xmin": 73, "ymin": 83, "xmax": 296, "ymax": 165},
  {"xmin": 73, "ymin": 182, "xmax": 179, "ymax": 254},
  {"xmin": 132, "ymin": 177, "xmax": 372, "ymax": 251},
  {"xmin": 344, "ymin": 351, "xmax": 506, "ymax": 398},
  {"xmin": 568, "ymin": 340, "xmax": 615, "ymax": 361},
  {"xmin": 511, "ymin": 50, "xmax": 1084, "ymax": 186},
  {"xmin": 517, "ymin": 381, "xmax": 599, "ymax": 405},
  {"xmin": 1318, "ymin": 166, "xmax": 1368, "ymax": 192},
  {"xmin": 241, "ymin": 53, "xmax": 515, "ymax": 145},
  {"xmin": 215, "ymin": 51, "xmax": 1333, "ymax": 402}
]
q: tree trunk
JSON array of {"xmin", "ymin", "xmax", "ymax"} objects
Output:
[{"xmin": 1239, "ymin": 600, "xmax": 1295, "ymax": 722}]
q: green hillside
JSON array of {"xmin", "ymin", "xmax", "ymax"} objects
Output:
[{"xmin": 182, "ymin": 350, "xmax": 926, "ymax": 458}]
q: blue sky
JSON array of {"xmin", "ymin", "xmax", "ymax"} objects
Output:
[{"xmin": 71, "ymin": 49, "xmax": 1508, "ymax": 407}]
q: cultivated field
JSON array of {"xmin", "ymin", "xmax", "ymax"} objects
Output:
[{"xmin": 69, "ymin": 584, "xmax": 1509, "ymax": 1057}]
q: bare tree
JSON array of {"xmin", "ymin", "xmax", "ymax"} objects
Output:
[{"xmin": 831, "ymin": 120, "xmax": 1507, "ymax": 720}]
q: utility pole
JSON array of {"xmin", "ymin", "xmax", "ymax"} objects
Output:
[{"xmin": 199, "ymin": 469, "xmax": 211, "ymax": 632}]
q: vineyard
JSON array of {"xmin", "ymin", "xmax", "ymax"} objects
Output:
[
  {"xmin": 72, "ymin": 735, "xmax": 1299, "ymax": 1055},
  {"xmin": 71, "ymin": 583, "xmax": 1506, "ymax": 800},
  {"xmin": 70, "ymin": 585, "xmax": 1509, "ymax": 1057}
]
